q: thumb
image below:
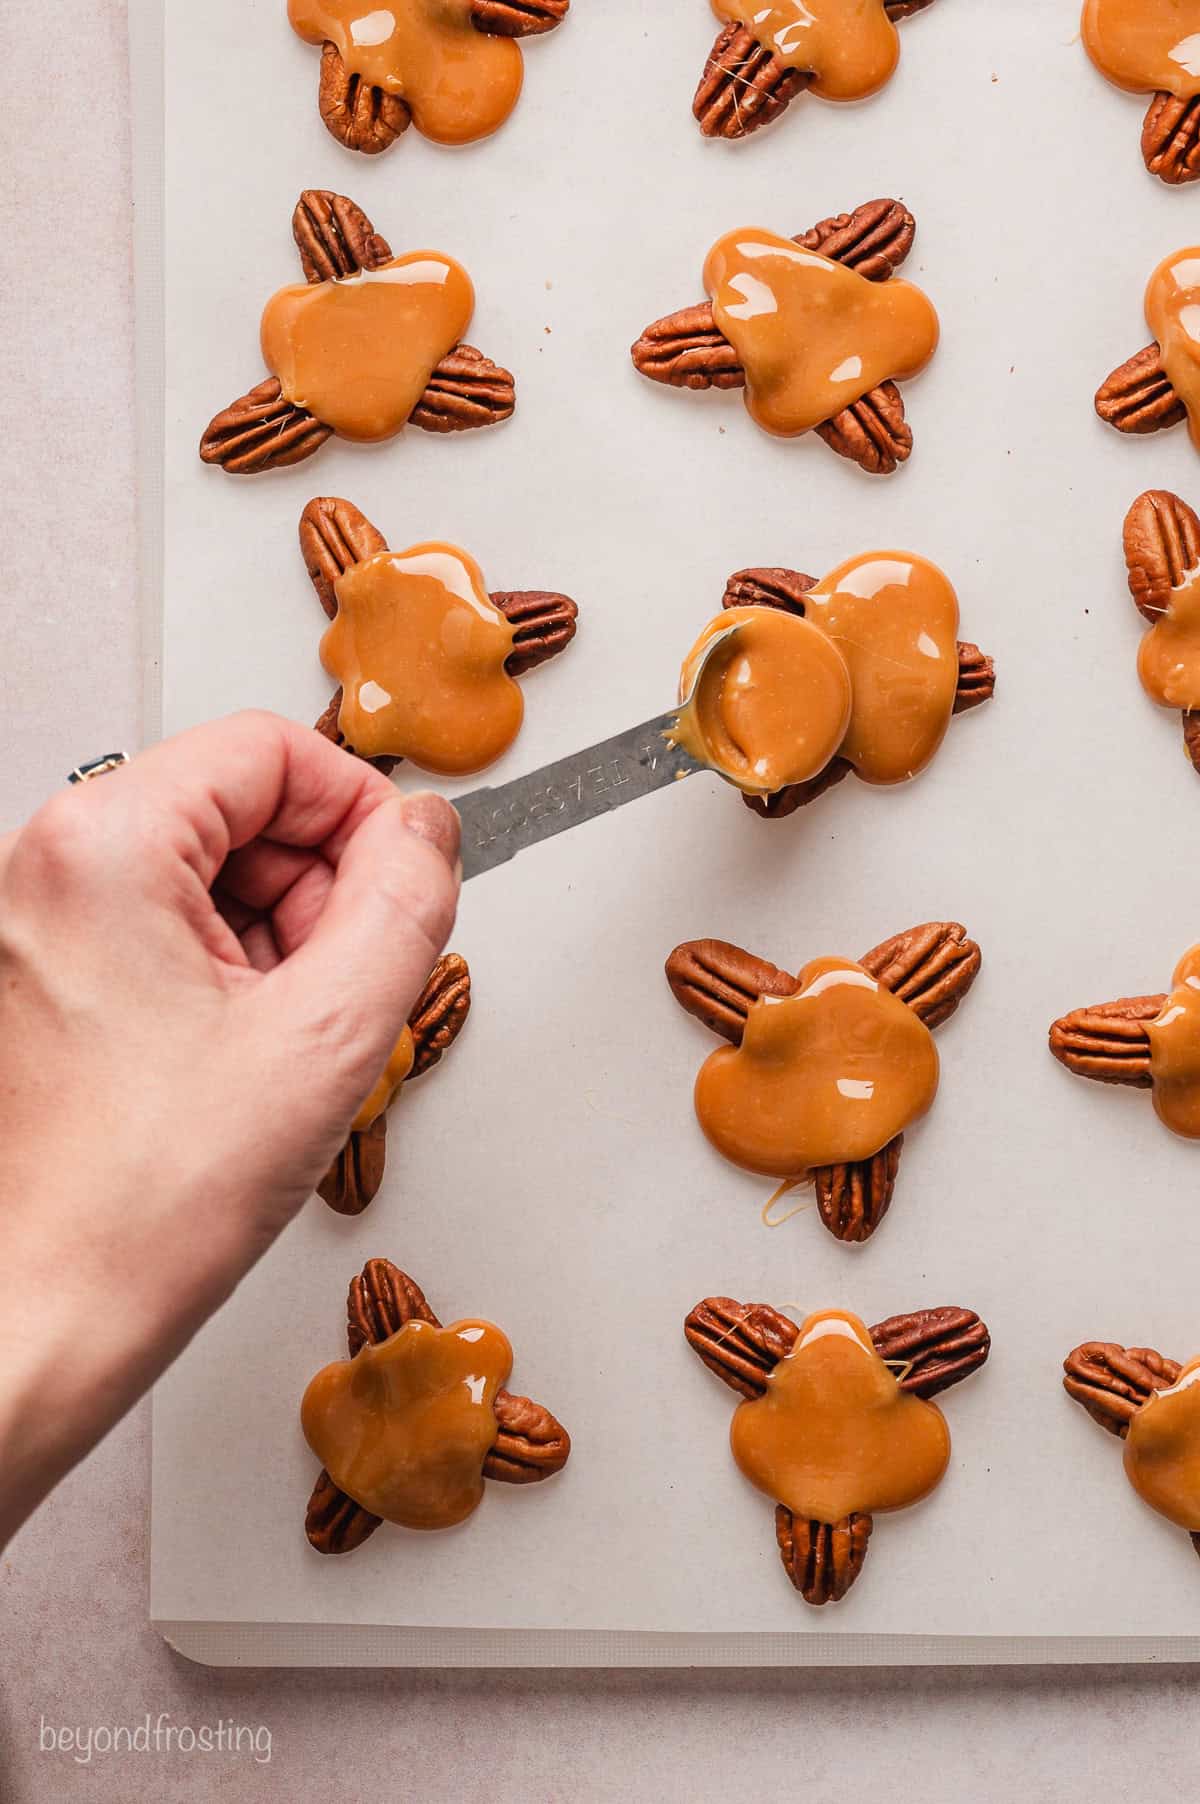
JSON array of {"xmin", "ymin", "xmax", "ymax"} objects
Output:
[{"xmin": 260, "ymin": 791, "xmax": 461, "ymax": 1092}]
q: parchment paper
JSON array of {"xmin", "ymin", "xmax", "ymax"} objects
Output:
[{"xmin": 149, "ymin": 0, "xmax": 1200, "ymax": 1660}]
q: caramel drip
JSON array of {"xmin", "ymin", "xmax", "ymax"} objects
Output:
[
  {"xmin": 351, "ymin": 1025, "xmax": 415, "ymax": 1133},
  {"xmin": 260, "ymin": 253, "xmax": 475, "ymax": 442},
  {"xmin": 301, "ymin": 1319, "xmax": 512, "ymax": 1529},
  {"xmin": 1145, "ymin": 247, "xmax": 1200, "ymax": 455},
  {"xmin": 1082, "ymin": 0, "xmax": 1200, "ymax": 99},
  {"xmin": 712, "ymin": 0, "xmax": 899, "ymax": 99},
  {"xmin": 804, "ymin": 552, "xmax": 960, "ymax": 784},
  {"xmin": 731, "ymin": 1310, "xmax": 950, "ymax": 1523},
  {"xmin": 1147, "ymin": 945, "xmax": 1200, "ymax": 1137},
  {"xmin": 320, "ymin": 545, "xmax": 522, "ymax": 773},
  {"xmin": 1124, "ymin": 1357, "xmax": 1200, "ymax": 1529},
  {"xmin": 693, "ymin": 956, "xmax": 939, "ymax": 1178},
  {"xmin": 288, "ymin": 0, "xmax": 524, "ymax": 143},
  {"xmin": 1137, "ymin": 564, "xmax": 1200, "ymax": 708},
  {"xmin": 703, "ymin": 229, "xmax": 938, "ymax": 439},
  {"xmin": 672, "ymin": 606, "xmax": 851, "ymax": 793}
]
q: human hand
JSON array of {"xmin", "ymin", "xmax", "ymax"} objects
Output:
[{"xmin": 0, "ymin": 712, "xmax": 460, "ymax": 1545}]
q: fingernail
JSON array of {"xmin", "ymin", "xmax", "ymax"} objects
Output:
[{"xmin": 398, "ymin": 791, "xmax": 461, "ymax": 870}]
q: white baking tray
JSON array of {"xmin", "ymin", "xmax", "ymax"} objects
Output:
[{"xmin": 141, "ymin": 0, "xmax": 1200, "ymax": 1663}]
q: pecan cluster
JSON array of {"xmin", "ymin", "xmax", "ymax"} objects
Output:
[
  {"xmin": 1120, "ymin": 489, "xmax": 1200, "ymax": 775},
  {"xmin": 308, "ymin": 2, "xmax": 569, "ymax": 155},
  {"xmin": 299, "ymin": 495, "xmax": 579, "ymax": 772},
  {"xmin": 306, "ymin": 1259, "xmax": 571, "ymax": 1554},
  {"xmin": 630, "ymin": 199, "xmax": 927, "ymax": 474},
  {"xmin": 199, "ymin": 191, "xmax": 515, "ymax": 476},
  {"xmin": 1063, "ymin": 1337, "xmax": 1200, "ymax": 1563},
  {"xmin": 714, "ymin": 561, "xmax": 994, "ymax": 818},
  {"xmin": 318, "ymin": 955, "xmax": 472, "ymax": 1216},
  {"xmin": 666, "ymin": 921, "xmax": 982, "ymax": 1242},
  {"xmin": 686, "ymin": 1295, "xmax": 990, "ymax": 1603},
  {"xmin": 693, "ymin": 1, "xmax": 938, "ymax": 142}
]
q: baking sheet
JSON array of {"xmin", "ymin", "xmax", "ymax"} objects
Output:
[{"xmin": 147, "ymin": 0, "xmax": 1200, "ymax": 1663}]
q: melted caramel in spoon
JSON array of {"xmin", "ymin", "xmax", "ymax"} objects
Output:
[
  {"xmin": 260, "ymin": 252, "xmax": 475, "ymax": 442},
  {"xmin": 731, "ymin": 1310, "xmax": 950, "ymax": 1524},
  {"xmin": 693, "ymin": 956, "xmax": 939, "ymax": 1177},
  {"xmin": 1081, "ymin": 0, "xmax": 1200, "ymax": 99},
  {"xmin": 301, "ymin": 1319, "xmax": 512, "ymax": 1530},
  {"xmin": 288, "ymin": 0, "xmax": 524, "ymax": 143},
  {"xmin": 320, "ymin": 544, "xmax": 523, "ymax": 774},
  {"xmin": 672, "ymin": 607, "xmax": 852, "ymax": 793},
  {"xmin": 703, "ymin": 228, "xmax": 938, "ymax": 439},
  {"xmin": 711, "ymin": 0, "xmax": 899, "ymax": 100}
]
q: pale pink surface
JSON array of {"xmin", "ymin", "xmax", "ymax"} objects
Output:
[{"xmin": 1, "ymin": 6, "xmax": 1199, "ymax": 1800}]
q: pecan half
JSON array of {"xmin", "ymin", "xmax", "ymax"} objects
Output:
[
  {"xmin": 318, "ymin": 44, "xmax": 411, "ymax": 156},
  {"xmin": 306, "ymin": 1259, "xmax": 569, "ymax": 1553},
  {"xmin": 684, "ymin": 1297, "xmax": 800, "ymax": 1399},
  {"xmin": 693, "ymin": 22, "xmax": 810, "ymax": 140},
  {"xmin": 409, "ymin": 345, "xmax": 516, "ymax": 433},
  {"xmin": 858, "ymin": 920, "xmax": 982, "ymax": 1030},
  {"xmin": 629, "ymin": 303, "xmax": 746, "ymax": 393},
  {"xmin": 317, "ymin": 1113, "xmax": 388, "ymax": 1217},
  {"xmin": 797, "ymin": 199, "xmax": 915, "ymax": 282},
  {"xmin": 777, "ymin": 1508, "xmax": 872, "ymax": 1605},
  {"xmin": 1142, "ymin": 92, "xmax": 1200, "ymax": 186},
  {"xmin": 471, "ymin": 0, "xmax": 569, "ymax": 33},
  {"xmin": 347, "ymin": 1256, "xmax": 438, "ymax": 1354},
  {"xmin": 815, "ymin": 382, "xmax": 912, "ymax": 475},
  {"xmin": 953, "ymin": 642, "xmax": 996, "ymax": 714},
  {"xmin": 486, "ymin": 1390, "xmax": 572, "ymax": 1482},
  {"xmin": 685, "ymin": 1296, "xmax": 989, "ymax": 1402},
  {"xmin": 1048, "ymin": 996, "xmax": 1163, "ymax": 1087},
  {"xmin": 741, "ymin": 758, "xmax": 853, "ymax": 820},
  {"xmin": 722, "ymin": 567, "xmax": 816, "ymax": 613},
  {"xmin": 300, "ymin": 495, "xmax": 389, "ymax": 620},
  {"xmin": 664, "ymin": 939, "xmax": 799, "ymax": 1044},
  {"xmin": 871, "ymin": 1307, "xmax": 992, "ymax": 1399},
  {"xmin": 409, "ymin": 953, "xmax": 472, "ymax": 1077},
  {"xmin": 293, "ymin": 188, "xmax": 392, "ymax": 283},
  {"xmin": 1096, "ymin": 344, "xmax": 1185, "ymax": 436},
  {"xmin": 1063, "ymin": 1340, "xmax": 1182, "ymax": 1437},
  {"xmin": 492, "ymin": 590, "xmax": 579, "ymax": 676},
  {"xmin": 305, "ymin": 1468, "xmax": 382, "ymax": 1555},
  {"xmin": 198, "ymin": 378, "xmax": 333, "ymax": 475},
  {"xmin": 813, "ymin": 1137, "xmax": 903, "ymax": 1244},
  {"xmin": 1123, "ymin": 489, "xmax": 1200, "ymax": 623}
]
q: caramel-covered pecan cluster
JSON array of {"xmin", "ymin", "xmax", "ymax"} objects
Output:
[
  {"xmin": 631, "ymin": 200, "xmax": 932, "ymax": 474},
  {"xmin": 667, "ymin": 922, "xmax": 982, "ymax": 1242},
  {"xmin": 200, "ymin": 191, "xmax": 514, "ymax": 475},
  {"xmin": 318, "ymin": 956, "xmax": 471, "ymax": 1215},
  {"xmin": 306, "ymin": 1260, "xmax": 571, "ymax": 1554},
  {"xmin": 686, "ymin": 1296, "xmax": 989, "ymax": 1603}
]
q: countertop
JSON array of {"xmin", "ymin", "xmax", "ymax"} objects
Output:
[{"xmin": 1, "ymin": 5, "xmax": 1198, "ymax": 1799}]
